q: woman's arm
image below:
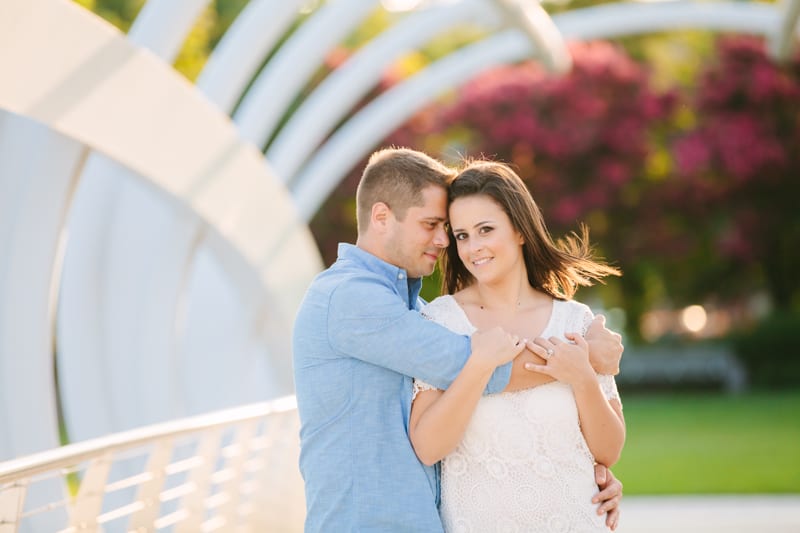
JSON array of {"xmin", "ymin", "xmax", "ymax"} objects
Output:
[
  {"xmin": 409, "ymin": 328, "xmax": 524, "ymax": 466},
  {"xmin": 525, "ymin": 333, "xmax": 626, "ymax": 466}
]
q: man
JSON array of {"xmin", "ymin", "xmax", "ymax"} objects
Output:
[{"xmin": 293, "ymin": 148, "xmax": 623, "ymax": 532}]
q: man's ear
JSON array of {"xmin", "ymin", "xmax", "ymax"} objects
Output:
[{"xmin": 370, "ymin": 202, "xmax": 392, "ymax": 233}]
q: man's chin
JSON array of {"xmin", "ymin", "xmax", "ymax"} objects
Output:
[{"xmin": 421, "ymin": 265, "xmax": 438, "ymax": 278}]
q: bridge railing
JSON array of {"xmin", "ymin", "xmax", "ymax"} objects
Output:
[{"xmin": 0, "ymin": 397, "xmax": 304, "ymax": 532}]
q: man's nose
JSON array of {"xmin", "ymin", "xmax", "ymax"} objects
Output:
[{"xmin": 433, "ymin": 226, "xmax": 449, "ymax": 248}]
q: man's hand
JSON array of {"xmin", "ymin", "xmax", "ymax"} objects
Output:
[
  {"xmin": 593, "ymin": 464, "xmax": 622, "ymax": 531},
  {"xmin": 471, "ymin": 327, "xmax": 526, "ymax": 370},
  {"xmin": 586, "ymin": 315, "xmax": 623, "ymax": 375}
]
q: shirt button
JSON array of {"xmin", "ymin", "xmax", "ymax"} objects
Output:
[{"xmin": 398, "ymin": 273, "xmax": 405, "ymax": 280}]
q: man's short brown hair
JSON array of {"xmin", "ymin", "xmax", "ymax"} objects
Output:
[{"xmin": 356, "ymin": 148, "xmax": 456, "ymax": 233}]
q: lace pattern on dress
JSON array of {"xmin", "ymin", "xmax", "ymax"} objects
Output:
[
  {"xmin": 412, "ymin": 379, "xmax": 438, "ymax": 401},
  {"xmin": 418, "ymin": 296, "xmax": 616, "ymax": 532}
]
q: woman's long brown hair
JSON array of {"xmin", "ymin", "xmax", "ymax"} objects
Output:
[{"xmin": 440, "ymin": 160, "xmax": 620, "ymax": 299}]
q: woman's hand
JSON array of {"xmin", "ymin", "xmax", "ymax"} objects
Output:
[{"xmin": 523, "ymin": 333, "xmax": 595, "ymax": 387}]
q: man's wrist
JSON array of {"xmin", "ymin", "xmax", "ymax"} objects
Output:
[{"xmin": 588, "ymin": 343, "xmax": 619, "ymax": 374}]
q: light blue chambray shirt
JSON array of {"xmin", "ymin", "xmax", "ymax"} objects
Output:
[{"xmin": 293, "ymin": 244, "xmax": 512, "ymax": 532}]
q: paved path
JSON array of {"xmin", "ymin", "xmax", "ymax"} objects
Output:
[{"xmin": 616, "ymin": 495, "xmax": 800, "ymax": 533}]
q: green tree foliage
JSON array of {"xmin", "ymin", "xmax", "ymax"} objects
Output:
[{"xmin": 668, "ymin": 36, "xmax": 800, "ymax": 312}]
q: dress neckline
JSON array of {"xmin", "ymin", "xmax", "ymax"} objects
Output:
[{"xmin": 441, "ymin": 294, "xmax": 560, "ymax": 339}]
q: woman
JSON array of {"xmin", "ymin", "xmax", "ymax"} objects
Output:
[{"xmin": 410, "ymin": 161, "xmax": 625, "ymax": 532}]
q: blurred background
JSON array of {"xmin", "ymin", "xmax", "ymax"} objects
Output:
[{"xmin": 77, "ymin": 0, "xmax": 799, "ymax": 497}]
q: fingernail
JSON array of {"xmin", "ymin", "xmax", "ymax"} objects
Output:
[{"xmin": 524, "ymin": 363, "xmax": 534, "ymax": 370}]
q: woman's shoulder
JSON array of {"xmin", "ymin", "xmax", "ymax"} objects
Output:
[
  {"xmin": 557, "ymin": 298, "xmax": 593, "ymax": 317},
  {"xmin": 553, "ymin": 299, "xmax": 594, "ymax": 333},
  {"xmin": 421, "ymin": 294, "xmax": 475, "ymax": 333}
]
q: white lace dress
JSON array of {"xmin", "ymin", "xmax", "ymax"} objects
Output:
[{"xmin": 414, "ymin": 295, "xmax": 620, "ymax": 533}]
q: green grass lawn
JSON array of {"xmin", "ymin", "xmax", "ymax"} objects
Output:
[{"xmin": 612, "ymin": 389, "xmax": 800, "ymax": 494}]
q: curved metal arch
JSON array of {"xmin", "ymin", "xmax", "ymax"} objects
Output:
[
  {"xmin": 267, "ymin": 0, "xmax": 499, "ymax": 183},
  {"xmin": 291, "ymin": 0, "xmax": 784, "ymax": 220},
  {"xmin": 768, "ymin": 0, "xmax": 800, "ymax": 61},
  {"xmin": 0, "ymin": 111, "xmax": 84, "ymax": 460},
  {"xmin": 128, "ymin": 0, "xmax": 211, "ymax": 62},
  {"xmin": 231, "ymin": 0, "xmax": 378, "ymax": 148},
  {"xmin": 81, "ymin": 0, "xmax": 213, "ymax": 437},
  {"xmin": 291, "ymin": 30, "xmax": 527, "ymax": 220},
  {"xmin": 0, "ymin": 0, "xmax": 322, "ymax": 446},
  {"xmin": 553, "ymin": 0, "xmax": 779, "ymax": 40},
  {"xmin": 196, "ymin": 0, "xmax": 308, "ymax": 114},
  {"xmin": 493, "ymin": 0, "xmax": 571, "ymax": 73}
]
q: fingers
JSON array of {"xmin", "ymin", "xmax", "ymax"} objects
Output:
[
  {"xmin": 597, "ymin": 493, "xmax": 621, "ymax": 516},
  {"xmin": 513, "ymin": 336, "xmax": 527, "ymax": 355},
  {"xmin": 593, "ymin": 478, "xmax": 622, "ymax": 504},
  {"xmin": 565, "ymin": 331, "xmax": 588, "ymax": 348},
  {"xmin": 594, "ymin": 463, "xmax": 608, "ymax": 486},
  {"xmin": 523, "ymin": 362, "xmax": 552, "ymax": 375},
  {"xmin": 606, "ymin": 507, "xmax": 620, "ymax": 531},
  {"xmin": 524, "ymin": 339, "xmax": 548, "ymax": 358},
  {"xmin": 593, "ymin": 314, "xmax": 607, "ymax": 327},
  {"xmin": 533, "ymin": 337, "xmax": 557, "ymax": 356}
]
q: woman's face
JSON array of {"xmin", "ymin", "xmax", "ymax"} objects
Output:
[{"xmin": 448, "ymin": 194, "xmax": 525, "ymax": 285}]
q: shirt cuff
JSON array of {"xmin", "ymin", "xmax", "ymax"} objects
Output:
[{"xmin": 485, "ymin": 361, "xmax": 512, "ymax": 394}]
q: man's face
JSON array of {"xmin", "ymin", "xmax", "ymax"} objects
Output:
[{"xmin": 384, "ymin": 185, "xmax": 449, "ymax": 278}]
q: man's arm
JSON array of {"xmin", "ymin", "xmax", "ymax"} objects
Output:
[{"xmin": 326, "ymin": 278, "xmax": 511, "ymax": 392}]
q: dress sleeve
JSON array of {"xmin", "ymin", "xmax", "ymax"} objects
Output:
[
  {"xmin": 597, "ymin": 374, "xmax": 621, "ymax": 403},
  {"xmin": 412, "ymin": 378, "xmax": 439, "ymax": 401}
]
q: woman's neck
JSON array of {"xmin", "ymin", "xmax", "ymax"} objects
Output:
[{"xmin": 472, "ymin": 269, "xmax": 539, "ymax": 311}]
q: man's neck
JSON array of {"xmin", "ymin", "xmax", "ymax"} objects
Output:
[{"xmin": 355, "ymin": 235, "xmax": 394, "ymax": 269}]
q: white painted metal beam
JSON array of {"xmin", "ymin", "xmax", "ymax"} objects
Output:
[
  {"xmin": 291, "ymin": 31, "xmax": 528, "ymax": 220},
  {"xmin": 492, "ymin": 0, "xmax": 571, "ymax": 73},
  {"xmin": 768, "ymin": 0, "xmax": 800, "ymax": 61},
  {"xmin": 128, "ymin": 0, "xmax": 211, "ymax": 63},
  {"xmin": 554, "ymin": 1, "xmax": 779, "ymax": 40},
  {"xmin": 0, "ymin": 110, "xmax": 79, "ymax": 531},
  {"xmin": 232, "ymin": 0, "xmax": 378, "ymax": 148},
  {"xmin": 267, "ymin": 0, "xmax": 498, "ymax": 183},
  {"xmin": 0, "ymin": 0, "xmax": 321, "ymax": 448},
  {"xmin": 0, "ymin": 112, "xmax": 82, "ymax": 460},
  {"xmin": 197, "ymin": 0, "xmax": 307, "ymax": 114}
]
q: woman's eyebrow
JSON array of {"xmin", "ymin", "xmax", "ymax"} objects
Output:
[{"xmin": 451, "ymin": 220, "xmax": 494, "ymax": 232}]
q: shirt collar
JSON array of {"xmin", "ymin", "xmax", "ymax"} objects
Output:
[{"xmin": 337, "ymin": 243, "xmax": 423, "ymax": 304}]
